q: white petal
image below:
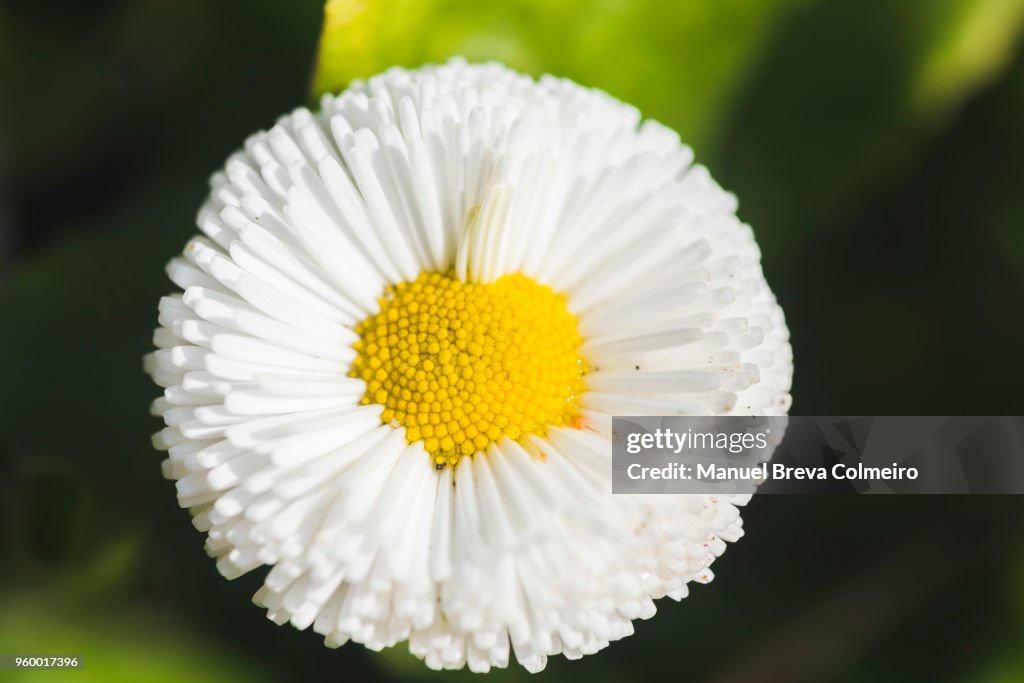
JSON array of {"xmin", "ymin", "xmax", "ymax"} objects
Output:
[{"xmin": 147, "ymin": 59, "xmax": 792, "ymax": 673}]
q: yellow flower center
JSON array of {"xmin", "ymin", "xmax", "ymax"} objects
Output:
[{"xmin": 351, "ymin": 271, "xmax": 587, "ymax": 468}]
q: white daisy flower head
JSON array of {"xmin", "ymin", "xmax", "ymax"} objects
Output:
[{"xmin": 146, "ymin": 58, "xmax": 793, "ymax": 673}]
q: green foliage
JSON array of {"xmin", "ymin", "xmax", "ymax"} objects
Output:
[
  {"xmin": 312, "ymin": 0, "xmax": 1024, "ymax": 158},
  {"xmin": 313, "ymin": 0, "xmax": 814, "ymax": 151},
  {"xmin": 0, "ymin": 596, "xmax": 267, "ymax": 683},
  {"xmin": 712, "ymin": 0, "xmax": 1024, "ymax": 258}
]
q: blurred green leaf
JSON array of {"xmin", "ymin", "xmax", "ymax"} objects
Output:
[
  {"xmin": 912, "ymin": 0, "xmax": 1024, "ymax": 117},
  {"xmin": 313, "ymin": 0, "xmax": 813, "ymax": 150},
  {"xmin": 313, "ymin": 0, "xmax": 1023, "ymax": 160},
  {"xmin": 711, "ymin": 0, "xmax": 1024, "ymax": 266},
  {"xmin": 0, "ymin": 596, "xmax": 268, "ymax": 683}
]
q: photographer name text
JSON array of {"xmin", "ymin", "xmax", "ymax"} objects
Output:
[{"xmin": 626, "ymin": 461, "xmax": 919, "ymax": 482}]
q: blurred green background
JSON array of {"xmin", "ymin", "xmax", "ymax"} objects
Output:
[{"xmin": 2, "ymin": 0, "xmax": 1024, "ymax": 680}]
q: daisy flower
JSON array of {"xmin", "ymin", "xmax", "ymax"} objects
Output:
[{"xmin": 146, "ymin": 59, "xmax": 792, "ymax": 672}]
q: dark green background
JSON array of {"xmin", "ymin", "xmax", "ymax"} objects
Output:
[{"xmin": 2, "ymin": 0, "xmax": 1023, "ymax": 681}]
